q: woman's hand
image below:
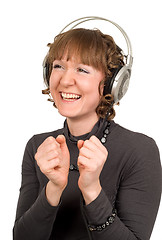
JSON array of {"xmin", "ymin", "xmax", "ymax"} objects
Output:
[
  {"xmin": 35, "ymin": 135, "xmax": 70, "ymax": 205},
  {"xmin": 77, "ymin": 135, "xmax": 108, "ymax": 205},
  {"xmin": 35, "ymin": 135, "xmax": 70, "ymax": 189}
]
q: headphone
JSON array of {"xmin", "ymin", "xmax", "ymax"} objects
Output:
[{"xmin": 43, "ymin": 16, "xmax": 133, "ymax": 104}]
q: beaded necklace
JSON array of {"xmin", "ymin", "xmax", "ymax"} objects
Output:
[{"xmin": 69, "ymin": 121, "xmax": 110, "ymax": 172}]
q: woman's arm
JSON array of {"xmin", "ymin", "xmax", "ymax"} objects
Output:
[
  {"xmin": 13, "ymin": 137, "xmax": 58, "ymax": 240},
  {"xmin": 79, "ymin": 136, "xmax": 161, "ymax": 240},
  {"xmin": 13, "ymin": 134, "xmax": 70, "ymax": 240}
]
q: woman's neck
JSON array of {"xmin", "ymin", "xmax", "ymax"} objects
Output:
[{"xmin": 66, "ymin": 114, "xmax": 99, "ymax": 136}]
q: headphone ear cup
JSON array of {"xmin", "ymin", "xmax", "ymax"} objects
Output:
[
  {"xmin": 112, "ymin": 66, "xmax": 131, "ymax": 103},
  {"xmin": 103, "ymin": 66, "xmax": 123, "ymax": 96},
  {"xmin": 103, "ymin": 65, "xmax": 131, "ymax": 104}
]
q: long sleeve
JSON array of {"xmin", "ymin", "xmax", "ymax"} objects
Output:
[
  {"xmin": 13, "ymin": 137, "xmax": 59, "ymax": 240},
  {"xmin": 83, "ymin": 136, "xmax": 162, "ymax": 240},
  {"xmin": 13, "ymin": 121, "xmax": 162, "ymax": 240}
]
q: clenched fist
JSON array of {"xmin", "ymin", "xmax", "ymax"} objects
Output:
[
  {"xmin": 35, "ymin": 135, "xmax": 70, "ymax": 192},
  {"xmin": 77, "ymin": 135, "xmax": 108, "ymax": 204}
]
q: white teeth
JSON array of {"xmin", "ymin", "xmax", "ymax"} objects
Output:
[{"xmin": 61, "ymin": 92, "xmax": 81, "ymax": 100}]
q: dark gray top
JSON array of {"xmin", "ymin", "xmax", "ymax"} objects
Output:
[{"xmin": 13, "ymin": 119, "xmax": 162, "ymax": 240}]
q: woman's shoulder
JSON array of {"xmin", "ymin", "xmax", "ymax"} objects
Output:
[
  {"xmin": 26, "ymin": 127, "xmax": 64, "ymax": 151},
  {"xmin": 109, "ymin": 120, "xmax": 159, "ymax": 156},
  {"xmin": 108, "ymin": 121, "xmax": 161, "ymax": 179}
]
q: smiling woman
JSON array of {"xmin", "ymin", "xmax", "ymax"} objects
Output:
[
  {"xmin": 43, "ymin": 28, "xmax": 124, "ymax": 123},
  {"xmin": 49, "ymin": 56, "xmax": 105, "ymax": 135},
  {"xmin": 13, "ymin": 19, "xmax": 161, "ymax": 240}
]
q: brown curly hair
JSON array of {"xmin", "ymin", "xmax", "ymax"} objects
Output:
[{"xmin": 42, "ymin": 28, "xmax": 124, "ymax": 120}]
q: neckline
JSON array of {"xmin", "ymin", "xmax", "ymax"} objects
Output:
[
  {"xmin": 62, "ymin": 118, "xmax": 111, "ymax": 172},
  {"xmin": 63, "ymin": 118, "xmax": 110, "ymax": 143}
]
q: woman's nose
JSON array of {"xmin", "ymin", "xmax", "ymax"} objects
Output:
[{"xmin": 60, "ymin": 70, "xmax": 75, "ymax": 87}]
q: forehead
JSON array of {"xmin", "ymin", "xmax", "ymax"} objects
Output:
[{"xmin": 49, "ymin": 28, "xmax": 106, "ymax": 72}]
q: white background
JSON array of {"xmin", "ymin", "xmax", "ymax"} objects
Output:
[{"xmin": 0, "ymin": 0, "xmax": 161, "ymax": 239}]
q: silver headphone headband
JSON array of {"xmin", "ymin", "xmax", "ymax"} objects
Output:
[{"xmin": 60, "ymin": 16, "xmax": 133, "ymax": 67}]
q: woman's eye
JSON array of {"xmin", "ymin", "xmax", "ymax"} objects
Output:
[
  {"xmin": 53, "ymin": 64, "xmax": 62, "ymax": 69},
  {"xmin": 78, "ymin": 68, "xmax": 89, "ymax": 74}
]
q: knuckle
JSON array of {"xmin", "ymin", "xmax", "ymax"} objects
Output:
[
  {"xmin": 36, "ymin": 157, "xmax": 42, "ymax": 168},
  {"xmin": 51, "ymin": 142, "xmax": 58, "ymax": 150},
  {"xmin": 34, "ymin": 152, "xmax": 38, "ymax": 161},
  {"xmin": 79, "ymin": 147, "xmax": 86, "ymax": 155},
  {"xmin": 90, "ymin": 135, "xmax": 96, "ymax": 140},
  {"xmin": 90, "ymin": 135, "xmax": 98, "ymax": 143},
  {"xmin": 83, "ymin": 140, "xmax": 89, "ymax": 147},
  {"xmin": 35, "ymin": 151, "xmax": 41, "ymax": 164},
  {"xmin": 46, "ymin": 136, "xmax": 57, "ymax": 146},
  {"xmin": 105, "ymin": 149, "xmax": 108, "ymax": 157},
  {"xmin": 101, "ymin": 146, "xmax": 108, "ymax": 157},
  {"xmin": 39, "ymin": 165, "xmax": 45, "ymax": 173},
  {"xmin": 40, "ymin": 162, "xmax": 51, "ymax": 174},
  {"xmin": 47, "ymin": 136, "xmax": 54, "ymax": 142}
]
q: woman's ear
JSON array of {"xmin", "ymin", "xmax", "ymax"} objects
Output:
[{"xmin": 98, "ymin": 77, "xmax": 105, "ymax": 96}]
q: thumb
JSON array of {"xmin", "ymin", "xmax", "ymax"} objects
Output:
[
  {"xmin": 77, "ymin": 140, "xmax": 84, "ymax": 150},
  {"xmin": 56, "ymin": 135, "xmax": 67, "ymax": 149},
  {"xmin": 56, "ymin": 135, "xmax": 70, "ymax": 161}
]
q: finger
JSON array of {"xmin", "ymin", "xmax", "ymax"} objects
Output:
[
  {"xmin": 36, "ymin": 144, "xmax": 61, "ymax": 162},
  {"xmin": 89, "ymin": 135, "xmax": 102, "ymax": 146},
  {"xmin": 89, "ymin": 135, "xmax": 108, "ymax": 154},
  {"xmin": 78, "ymin": 154, "xmax": 104, "ymax": 172},
  {"xmin": 79, "ymin": 146, "xmax": 94, "ymax": 159},
  {"xmin": 77, "ymin": 140, "xmax": 84, "ymax": 150},
  {"xmin": 78, "ymin": 155, "xmax": 91, "ymax": 169},
  {"xmin": 38, "ymin": 136, "xmax": 60, "ymax": 154},
  {"xmin": 79, "ymin": 139, "xmax": 106, "ymax": 158},
  {"xmin": 44, "ymin": 136, "xmax": 59, "ymax": 147},
  {"xmin": 82, "ymin": 139, "xmax": 97, "ymax": 152},
  {"xmin": 41, "ymin": 158, "xmax": 60, "ymax": 174},
  {"xmin": 46, "ymin": 150, "xmax": 59, "ymax": 161}
]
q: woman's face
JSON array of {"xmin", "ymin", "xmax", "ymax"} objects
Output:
[{"xmin": 49, "ymin": 55, "xmax": 105, "ymax": 122}]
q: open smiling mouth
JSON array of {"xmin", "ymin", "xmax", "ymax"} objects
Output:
[{"xmin": 60, "ymin": 92, "xmax": 81, "ymax": 101}]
